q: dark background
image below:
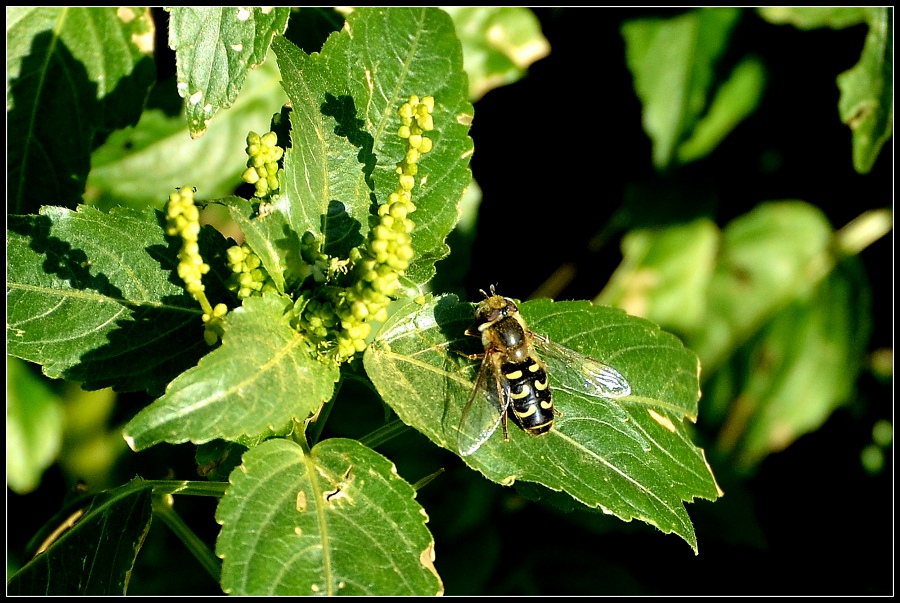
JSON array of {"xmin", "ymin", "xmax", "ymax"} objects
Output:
[
  {"xmin": 7, "ymin": 8, "xmax": 892, "ymax": 595},
  {"xmin": 452, "ymin": 7, "xmax": 892, "ymax": 595}
]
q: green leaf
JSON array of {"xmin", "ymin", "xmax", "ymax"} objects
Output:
[
  {"xmin": 166, "ymin": 7, "xmax": 290, "ymax": 138},
  {"xmin": 677, "ymin": 55, "xmax": 766, "ymax": 164},
  {"xmin": 215, "ymin": 438, "xmax": 443, "ymax": 595},
  {"xmin": 272, "ymin": 7, "xmax": 473, "ymax": 285},
  {"xmin": 443, "ymin": 7, "xmax": 550, "ymax": 101},
  {"xmin": 837, "ymin": 7, "xmax": 893, "ymax": 174},
  {"xmin": 6, "ymin": 205, "xmax": 231, "ymax": 395},
  {"xmin": 220, "ymin": 196, "xmax": 292, "ymax": 294},
  {"xmin": 6, "ymin": 357, "xmax": 64, "ymax": 494},
  {"xmin": 7, "ymin": 479, "xmax": 152, "ymax": 595},
  {"xmin": 688, "ymin": 201, "xmax": 835, "ymax": 375},
  {"xmin": 714, "ymin": 258, "xmax": 872, "ymax": 471},
  {"xmin": 757, "ymin": 7, "xmax": 869, "ymax": 30},
  {"xmin": 757, "ymin": 7, "xmax": 892, "ymax": 174},
  {"xmin": 86, "ymin": 56, "xmax": 288, "ymax": 211},
  {"xmin": 123, "ymin": 295, "xmax": 339, "ymax": 450},
  {"xmin": 597, "ymin": 218, "xmax": 719, "ymax": 334},
  {"xmin": 365, "ymin": 295, "xmax": 721, "ymax": 553},
  {"xmin": 6, "ymin": 7, "xmax": 156, "ymax": 214},
  {"xmin": 196, "ymin": 439, "xmax": 247, "ymax": 482},
  {"xmin": 622, "ymin": 8, "xmax": 742, "ymax": 169}
]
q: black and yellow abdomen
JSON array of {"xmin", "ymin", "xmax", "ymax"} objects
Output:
[{"xmin": 501, "ymin": 358, "xmax": 554, "ymax": 435}]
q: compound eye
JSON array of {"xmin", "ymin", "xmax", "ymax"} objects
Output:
[{"xmin": 502, "ymin": 298, "xmax": 518, "ymax": 314}]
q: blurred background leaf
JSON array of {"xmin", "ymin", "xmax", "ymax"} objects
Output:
[
  {"xmin": 7, "ymin": 357, "xmax": 65, "ymax": 494},
  {"xmin": 86, "ymin": 54, "xmax": 288, "ymax": 211},
  {"xmin": 7, "ymin": 7, "xmax": 156, "ymax": 214},
  {"xmin": 443, "ymin": 7, "xmax": 551, "ymax": 101}
]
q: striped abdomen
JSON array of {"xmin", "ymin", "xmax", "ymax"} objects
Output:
[{"xmin": 501, "ymin": 358, "xmax": 554, "ymax": 435}]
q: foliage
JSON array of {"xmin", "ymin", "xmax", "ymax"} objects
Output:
[{"xmin": 6, "ymin": 7, "xmax": 891, "ymax": 596}]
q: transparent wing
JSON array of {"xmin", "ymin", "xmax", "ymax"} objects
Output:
[
  {"xmin": 531, "ymin": 332, "xmax": 631, "ymax": 400},
  {"xmin": 457, "ymin": 354, "xmax": 511, "ymax": 457}
]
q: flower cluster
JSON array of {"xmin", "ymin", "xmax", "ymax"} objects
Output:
[
  {"xmin": 165, "ymin": 186, "xmax": 227, "ymax": 345},
  {"xmin": 242, "ymin": 131, "xmax": 284, "ymax": 198},
  {"xmin": 174, "ymin": 96, "xmax": 435, "ymax": 359},
  {"xmin": 225, "ymin": 243, "xmax": 277, "ymax": 300},
  {"xmin": 296, "ymin": 95, "xmax": 435, "ymax": 361}
]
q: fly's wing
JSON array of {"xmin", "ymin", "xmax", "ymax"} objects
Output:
[
  {"xmin": 457, "ymin": 355, "xmax": 511, "ymax": 457},
  {"xmin": 532, "ymin": 332, "xmax": 631, "ymax": 400}
]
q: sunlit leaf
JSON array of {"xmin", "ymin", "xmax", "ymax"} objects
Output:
[
  {"xmin": 166, "ymin": 7, "xmax": 289, "ymax": 138},
  {"xmin": 6, "ymin": 205, "xmax": 232, "ymax": 396},
  {"xmin": 216, "ymin": 438, "xmax": 442, "ymax": 595},
  {"xmin": 677, "ymin": 55, "xmax": 766, "ymax": 164},
  {"xmin": 272, "ymin": 7, "xmax": 473, "ymax": 284},
  {"xmin": 123, "ymin": 295, "xmax": 339, "ymax": 450},
  {"xmin": 365, "ymin": 295, "xmax": 720, "ymax": 552}
]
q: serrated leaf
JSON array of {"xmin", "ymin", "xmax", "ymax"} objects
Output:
[
  {"xmin": 836, "ymin": 7, "xmax": 892, "ymax": 174},
  {"xmin": 86, "ymin": 56, "xmax": 288, "ymax": 211},
  {"xmin": 6, "ymin": 357, "xmax": 64, "ymax": 494},
  {"xmin": 365, "ymin": 295, "xmax": 720, "ymax": 553},
  {"xmin": 123, "ymin": 295, "xmax": 339, "ymax": 450},
  {"xmin": 688, "ymin": 201, "xmax": 835, "ymax": 375},
  {"xmin": 167, "ymin": 7, "xmax": 290, "ymax": 138},
  {"xmin": 622, "ymin": 8, "xmax": 741, "ymax": 169},
  {"xmin": 272, "ymin": 7, "xmax": 473, "ymax": 285},
  {"xmin": 215, "ymin": 438, "xmax": 442, "ymax": 595},
  {"xmin": 6, "ymin": 205, "xmax": 231, "ymax": 395},
  {"xmin": 443, "ymin": 7, "xmax": 550, "ymax": 101},
  {"xmin": 7, "ymin": 479, "xmax": 152, "ymax": 595},
  {"xmin": 6, "ymin": 7, "xmax": 156, "ymax": 214}
]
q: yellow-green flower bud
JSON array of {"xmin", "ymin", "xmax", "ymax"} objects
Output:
[{"xmin": 416, "ymin": 113, "xmax": 434, "ymax": 131}]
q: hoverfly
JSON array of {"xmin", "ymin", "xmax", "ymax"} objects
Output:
[{"xmin": 457, "ymin": 287, "xmax": 631, "ymax": 456}]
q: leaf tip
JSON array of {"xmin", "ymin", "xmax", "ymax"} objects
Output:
[{"xmin": 122, "ymin": 432, "xmax": 138, "ymax": 452}]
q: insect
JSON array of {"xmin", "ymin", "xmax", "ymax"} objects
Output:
[{"xmin": 457, "ymin": 287, "xmax": 631, "ymax": 456}]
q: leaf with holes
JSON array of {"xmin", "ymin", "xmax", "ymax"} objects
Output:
[
  {"xmin": 215, "ymin": 438, "xmax": 442, "ymax": 595},
  {"xmin": 167, "ymin": 6, "xmax": 290, "ymax": 138},
  {"xmin": 364, "ymin": 294, "xmax": 721, "ymax": 552}
]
